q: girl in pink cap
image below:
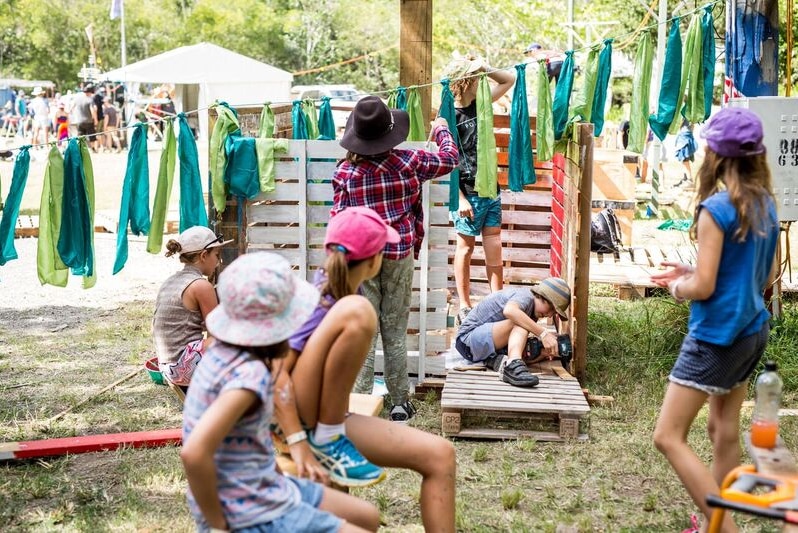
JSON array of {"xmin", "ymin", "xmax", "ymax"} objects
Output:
[
  {"xmin": 181, "ymin": 252, "xmax": 379, "ymax": 533},
  {"xmin": 272, "ymin": 206, "xmax": 456, "ymax": 532},
  {"xmin": 651, "ymin": 107, "xmax": 779, "ymax": 533}
]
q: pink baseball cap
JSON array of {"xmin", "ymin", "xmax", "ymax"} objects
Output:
[{"xmin": 324, "ymin": 207, "xmax": 400, "ymax": 260}]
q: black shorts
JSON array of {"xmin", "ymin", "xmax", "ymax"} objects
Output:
[{"xmin": 77, "ymin": 122, "xmax": 96, "ymax": 136}]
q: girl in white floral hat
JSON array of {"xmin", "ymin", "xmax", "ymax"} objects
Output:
[{"xmin": 181, "ymin": 251, "xmax": 379, "ymax": 533}]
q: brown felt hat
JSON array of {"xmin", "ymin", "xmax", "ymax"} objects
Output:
[
  {"xmin": 531, "ymin": 277, "xmax": 571, "ymax": 318},
  {"xmin": 339, "ymin": 96, "xmax": 409, "ymax": 156}
]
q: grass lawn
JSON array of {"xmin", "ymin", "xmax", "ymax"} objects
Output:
[{"xmin": 1, "ymin": 294, "xmax": 797, "ymax": 532}]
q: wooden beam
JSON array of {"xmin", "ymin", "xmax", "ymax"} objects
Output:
[
  {"xmin": 0, "ymin": 429, "xmax": 182, "ymax": 460},
  {"xmin": 400, "ymin": 0, "xmax": 433, "ymax": 129}
]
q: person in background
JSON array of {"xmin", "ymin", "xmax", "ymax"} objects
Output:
[
  {"xmin": 675, "ymin": 119, "xmax": 698, "ymax": 187},
  {"xmin": 73, "ymin": 85, "xmax": 99, "ymax": 152},
  {"xmin": 181, "ymin": 252, "xmax": 379, "ymax": 533},
  {"xmin": 28, "ymin": 86, "xmax": 50, "ymax": 147},
  {"xmin": 332, "ymin": 96, "xmax": 459, "ymax": 422},
  {"xmin": 456, "ymin": 277, "xmax": 571, "ymax": 387},
  {"xmin": 524, "ymin": 42, "xmax": 565, "ymax": 82},
  {"xmin": 153, "ymin": 226, "xmax": 232, "ymax": 389},
  {"xmin": 651, "ymin": 108, "xmax": 779, "ymax": 533},
  {"xmin": 444, "ymin": 54, "xmax": 515, "ymax": 325},
  {"xmin": 103, "ymin": 97, "xmax": 122, "ymax": 153},
  {"xmin": 54, "ymin": 102, "xmax": 69, "ymax": 145}
]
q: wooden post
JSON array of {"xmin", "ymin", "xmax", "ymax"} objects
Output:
[
  {"xmin": 400, "ymin": 0, "xmax": 433, "ymax": 129},
  {"xmin": 574, "ymin": 124, "xmax": 594, "ymax": 381}
]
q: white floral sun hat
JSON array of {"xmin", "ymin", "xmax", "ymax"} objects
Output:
[{"xmin": 206, "ymin": 252, "xmax": 320, "ymax": 346}]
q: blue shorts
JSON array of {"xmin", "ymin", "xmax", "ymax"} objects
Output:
[
  {"xmin": 669, "ymin": 323, "xmax": 769, "ymax": 395},
  {"xmin": 456, "ymin": 322, "xmax": 498, "ymax": 363},
  {"xmin": 451, "ymin": 195, "xmax": 502, "ymax": 237},
  {"xmin": 235, "ymin": 477, "xmax": 342, "ymax": 533}
]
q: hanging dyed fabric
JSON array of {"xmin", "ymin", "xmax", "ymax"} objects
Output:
[
  {"xmin": 536, "ymin": 60, "xmax": 555, "ymax": 162},
  {"xmin": 57, "ymin": 139, "xmax": 93, "ymax": 279},
  {"xmin": 405, "ymin": 86, "xmax": 426, "ymax": 142},
  {"xmin": 114, "ymin": 123, "xmax": 151, "ymax": 274},
  {"xmin": 592, "ymin": 39, "xmax": 614, "ymax": 137},
  {"xmin": 671, "ymin": 14, "xmax": 703, "ymax": 133},
  {"xmin": 474, "ymin": 74, "xmax": 498, "ymax": 200},
  {"xmin": 0, "ymin": 145, "xmax": 31, "ymax": 265},
  {"xmin": 648, "ymin": 18, "xmax": 683, "ymax": 141},
  {"xmin": 571, "ymin": 46, "xmax": 600, "ymax": 123},
  {"xmin": 318, "ymin": 96, "xmax": 336, "ymax": 140},
  {"xmin": 701, "ymin": 6, "xmax": 716, "ymax": 121},
  {"xmin": 291, "ymin": 100, "xmax": 308, "ymax": 140},
  {"xmin": 37, "ymin": 146, "xmax": 68, "ymax": 286},
  {"xmin": 78, "ymin": 138, "xmax": 97, "ymax": 288},
  {"xmin": 438, "ymin": 79, "xmax": 460, "ymax": 211},
  {"xmin": 178, "ymin": 114, "xmax": 208, "ymax": 232},
  {"xmin": 224, "ymin": 136, "xmax": 260, "ymax": 200},
  {"xmin": 552, "ymin": 50, "xmax": 576, "ymax": 140},
  {"xmin": 209, "ymin": 102, "xmax": 240, "ymax": 214},
  {"xmin": 508, "ymin": 63, "xmax": 535, "ymax": 192},
  {"xmin": 258, "ymin": 102, "xmax": 275, "ymax": 138},
  {"xmin": 387, "ymin": 87, "xmax": 407, "ymax": 110},
  {"xmin": 255, "ymin": 138, "xmax": 289, "ymax": 193},
  {"xmin": 302, "ymin": 99, "xmax": 320, "ymax": 140},
  {"xmin": 629, "ymin": 32, "xmax": 655, "ymax": 153},
  {"xmin": 147, "ymin": 118, "xmax": 177, "ymax": 254}
]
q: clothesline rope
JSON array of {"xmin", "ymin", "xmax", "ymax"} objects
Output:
[{"xmin": 0, "ymin": 0, "xmax": 722, "ymax": 155}]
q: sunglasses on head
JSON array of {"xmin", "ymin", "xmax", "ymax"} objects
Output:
[{"xmin": 203, "ymin": 234, "xmax": 225, "ymax": 250}]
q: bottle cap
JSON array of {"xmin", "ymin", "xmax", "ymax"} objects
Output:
[{"xmin": 764, "ymin": 360, "xmax": 778, "ymax": 372}]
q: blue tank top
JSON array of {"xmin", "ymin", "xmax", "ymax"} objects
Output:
[{"xmin": 688, "ymin": 191, "xmax": 778, "ymax": 346}]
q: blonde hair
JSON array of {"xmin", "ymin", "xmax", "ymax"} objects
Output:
[
  {"xmin": 692, "ymin": 150, "xmax": 775, "ymax": 242},
  {"xmin": 164, "ymin": 238, "xmax": 203, "ymax": 264},
  {"xmin": 319, "ymin": 248, "xmax": 367, "ymax": 303}
]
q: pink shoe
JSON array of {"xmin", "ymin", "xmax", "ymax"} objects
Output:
[{"xmin": 681, "ymin": 514, "xmax": 700, "ymax": 533}]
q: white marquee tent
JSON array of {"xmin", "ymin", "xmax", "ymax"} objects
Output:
[{"xmin": 102, "ymin": 42, "xmax": 293, "ymax": 139}]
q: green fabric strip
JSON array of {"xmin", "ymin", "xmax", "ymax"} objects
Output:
[
  {"xmin": 673, "ymin": 14, "xmax": 703, "ymax": 132},
  {"xmin": 255, "ymin": 138, "xmax": 290, "ymax": 193},
  {"xmin": 629, "ymin": 32, "xmax": 654, "ymax": 154},
  {"xmin": 78, "ymin": 138, "xmax": 96, "ymax": 288},
  {"xmin": 475, "ymin": 74, "xmax": 498, "ymax": 199},
  {"xmin": 537, "ymin": 59, "xmax": 555, "ymax": 162},
  {"xmin": 37, "ymin": 146, "xmax": 68, "ymax": 286},
  {"xmin": 258, "ymin": 102, "xmax": 275, "ymax": 138},
  {"xmin": 302, "ymin": 99, "xmax": 320, "ymax": 140},
  {"xmin": 209, "ymin": 102, "xmax": 240, "ymax": 214},
  {"xmin": 571, "ymin": 46, "xmax": 600, "ymax": 123},
  {"xmin": 406, "ymin": 86, "xmax": 426, "ymax": 141},
  {"xmin": 147, "ymin": 118, "xmax": 177, "ymax": 254}
]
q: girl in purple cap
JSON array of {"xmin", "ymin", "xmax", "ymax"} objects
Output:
[
  {"xmin": 181, "ymin": 252, "xmax": 379, "ymax": 533},
  {"xmin": 651, "ymin": 107, "xmax": 779, "ymax": 533},
  {"xmin": 273, "ymin": 206, "xmax": 457, "ymax": 531}
]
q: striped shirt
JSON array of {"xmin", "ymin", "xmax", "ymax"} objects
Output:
[
  {"xmin": 331, "ymin": 125, "xmax": 459, "ymax": 260},
  {"xmin": 182, "ymin": 342, "xmax": 300, "ymax": 530}
]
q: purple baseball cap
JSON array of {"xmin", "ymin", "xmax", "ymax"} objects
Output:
[{"xmin": 700, "ymin": 107, "xmax": 766, "ymax": 158}]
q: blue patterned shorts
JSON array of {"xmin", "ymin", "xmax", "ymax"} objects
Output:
[
  {"xmin": 451, "ymin": 195, "xmax": 502, "ymax": 236},
  {"xmin": 669, "ymin": 323, "xmax": 769, "ymax": 395}
]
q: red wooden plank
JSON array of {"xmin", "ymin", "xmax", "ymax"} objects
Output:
[
  {"xmin": 551, "ymin": 199, "xmax": 565, "ymax": 225},
  {"xmin": 0, "ymin": 429, "xmax": 182, "ymax": 460},
  {"xmin": 552, "ymin": 181, "xmax": 565, "ymax": 206}
]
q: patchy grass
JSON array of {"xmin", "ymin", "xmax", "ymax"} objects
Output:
[{"xmin": 1, "ymin": 297, "xmax": 797, "ymax": 531}]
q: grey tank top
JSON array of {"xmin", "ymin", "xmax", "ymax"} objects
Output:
[{"xmin": 153, "ymin": 265, "xmax": 206, "ymax": 365}]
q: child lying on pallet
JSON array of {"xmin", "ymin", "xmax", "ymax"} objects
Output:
[
  {"xmin": 153, "ymin": 226, "xmax": 232, "ymax": 388},
  {"xmin": 181, "ymin": 252, "xmax": 379, "ymax": 533},
  {"xmin": 455, "ymin": 277, "xmax": 571, "ymax": 387},
  {"xmin": 272, "ymin": 207, "xmax": 457, "ymax": 532}
]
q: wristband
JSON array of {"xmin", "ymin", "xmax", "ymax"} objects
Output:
[
  {"xmin": 670, "ymin": 279, "xmax": 686, "ymax": 303},
  {"xmin": 539, "ymin": 329, "xmax": 550, "ymax": 340},
  {"xmin": 285, "ymin": 430, "xmax": 307, "ymax": 446}
]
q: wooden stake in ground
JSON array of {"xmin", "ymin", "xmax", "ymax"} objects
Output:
[{"xmin": 47, "ymin": 368, "xmax": 142, "ymax": 424}]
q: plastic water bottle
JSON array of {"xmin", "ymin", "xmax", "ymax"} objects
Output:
[{"xmin": 750, "ymin": 361, "xmax": 783, "ymax": 449}]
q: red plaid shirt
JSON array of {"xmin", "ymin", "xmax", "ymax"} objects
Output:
[{"xmin": 331, "ymin": 126, "xmax": 458, "ymax": 260}]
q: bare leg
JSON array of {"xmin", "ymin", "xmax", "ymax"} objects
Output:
[
  {"xmin": 291, "ymin": 295, "xmax": 377, "ymax": 427},
  {"xmin": 653, "ymin": 382, "xmax": 738, "ymax": 532},
  {"xmin": 682, "ymin": 160, "xmax": 693, "ymax": 182},
  {"xmin": 454, "ymin": 233, "xmax": 475, "ymax": 310},
  {"xmin": 319, "ymin": 486, "xmax": 380, "ymax": 532},
  {"xmin": 347, "ymin": 414, "xmax": 456, "ymax": 533},
  {"xmin": 641, "ymin": 156, "xmax": 649, "ymax": 184},
  {"xmin": 482, "ymin": 227, "xmax": 503, "ymax": 293},
  {"xmin": 707, "ymin": 384, "xmax": 748, "ymax": 486}
]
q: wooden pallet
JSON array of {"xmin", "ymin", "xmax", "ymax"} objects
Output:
[
  {"xmin": 589, "ymin": 245, "xmax": 698, "ymax": 298},
  {"xmin": 440, "ymin": 365, "xmax": 590, "ymax": 441}
]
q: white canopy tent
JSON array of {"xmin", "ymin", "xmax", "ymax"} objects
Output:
[{"xmin": 102, "ymin": 42, "xmax": 293, "ymax": 140}]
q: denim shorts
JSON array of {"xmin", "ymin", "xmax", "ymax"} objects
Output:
[
  {"xmin": 669, "ymin": 323, "xmax": 769, "ymax": 395},
  {"xmin": 451, "ymin": 195, "xmax": 502, "ymax": 236},
  {"xmin": 234, "ymin": 477, "xmax": 342, "ymax": 533},
  {"xmin": 456, "ymin": 322, "xmax": 498, "ymax": 363}
]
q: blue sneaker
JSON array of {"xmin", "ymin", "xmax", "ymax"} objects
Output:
[{"xmin": 308, "ymin": 433, "xmax": 386, "ymax": 487}]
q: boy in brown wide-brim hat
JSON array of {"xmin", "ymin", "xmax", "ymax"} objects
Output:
[{"xmin": 455, "ymin": 277, "xmax": 571, "ymax": 387}]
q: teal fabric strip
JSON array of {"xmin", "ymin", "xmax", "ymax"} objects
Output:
[
  {"xmin": 209, "ymin": 101, "xmax": 240, "ymax": 214},
  {"xmin": 474, "ymin": 74, "xmax": 498, "ymax": 199},
  {"xmin": 552, "ymin": 50, "xmax": 575, "ymax": 140},
  {"xmin": 0, "ymin": 145, "xmax": 31, "ymax": 265},
  {"xmin": 387, "ymin": 87, "xmax": 407, "ymax": 110},
  {"xmin": 508, "ymin": 63, "xmax": 535, "ymax": 192},
  {"xmin": 592, "ymin": 39, "xmax": 614, "ymax": 137},
  {"xmin": 178, "ymin": 113, "xmax": 208, "ymax": 232},
  {"xmin": 536, "ymin": 60, "xmax": 555, "ymax": 162},
  {"xmin": 629, "ymin": 32, "xmax": 654, "ymax": 153},
  {"xmin": 406, "ymin": 86, "xmax": 426, "ymax": 141},
  {"xmin": 701, "ymin": 6, "xmax": 716, "ymax": 121},
  {"xmin": 37, "ymin": 146, "xmax": 68, "ymax": 286},
  {"xmin": 648, "ymin": 18, "xmax": 683, "ymax": 141},
  {"xmin": 258, "ymin": 102, "xmax": 275, "ymax": 138},
  {"xmin": 318, "ymin": 96, "xmax": 336, "ymax": 140},
  {"xmin": 147, "ymin": 118, "xmax": 177, "ymax": 254},
  {"xmin": 292, "ymin": 100, "xmax": 308, "ymax": 140},
  {"xmin": 114, "ymin": 123, "xmax": 151, "ymax": 274},
  {"xmin": 57, "ymin": 140, "xmax": 91, "ymax": 277},
  {"xmin": 438, "ymin": 79, "xmax": 460, "ymax": 211},
  {"xmin": 224, "ymin": 135, "xmax": 260, "ymax": 200}
]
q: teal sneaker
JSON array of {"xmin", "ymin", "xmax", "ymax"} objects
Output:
[{"xmin": 308, "ymin": 433, "xmax": 386, "ymax": 487}]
